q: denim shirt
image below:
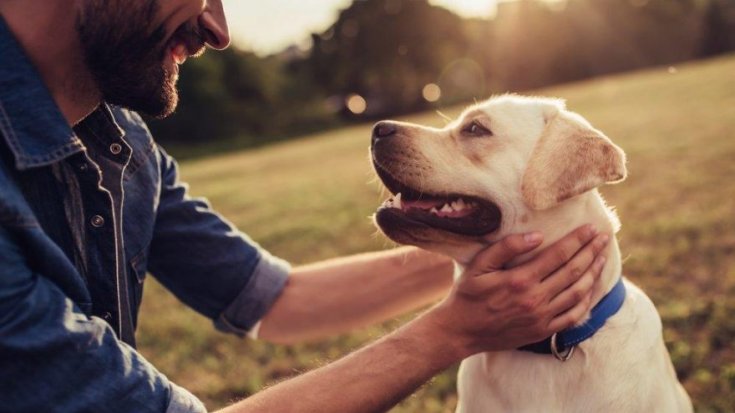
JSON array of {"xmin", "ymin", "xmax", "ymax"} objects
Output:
[{"xmin": 0, "ymin": 17, "xmax": 290, "ymax": 413}]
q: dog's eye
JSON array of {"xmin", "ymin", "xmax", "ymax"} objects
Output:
[{"xmin": 462, "ymin": 121, "xmax": 492, "ymax": 137}]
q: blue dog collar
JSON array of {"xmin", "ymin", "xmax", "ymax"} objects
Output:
[{"xmin": 518, "ymin": 277, "xmax": 627, "ymax": 361}]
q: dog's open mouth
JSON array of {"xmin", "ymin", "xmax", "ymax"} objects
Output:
[{"xmin": 374, "ymin": 163, "xmax": 502, "ymax": 237}]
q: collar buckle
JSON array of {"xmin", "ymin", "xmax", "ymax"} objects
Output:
[{"xmin": 550, "ymin": 332, "xmax": 575, "ymax": 362}]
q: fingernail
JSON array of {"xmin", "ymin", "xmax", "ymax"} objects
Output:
[{"xmin": 524, "ymin": 232, "xmax": 543, "ymax": 244}]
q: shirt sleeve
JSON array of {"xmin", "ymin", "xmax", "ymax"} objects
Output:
[
  {"xmin": 147, "ymin": 147, "xmax": 290, "ymax": 336},
  {"xmin": 0, "ymin": 226, "xmax": 206, "ymax": 413}
]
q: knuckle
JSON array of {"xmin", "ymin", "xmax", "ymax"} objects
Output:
[
  {"xmin": 577, "ymin": 228, "xmax": 589, "ymax": 243},
  {"xmin": 571, "ymin": 287, "xmax": 586, "ymax": 302},
  {"xmin": 584, "ymin": 292, "xmax": 594, "ymax": 307},
  {"xmin": 520, "ymin": 301, "xmax": 535, "ymax": 312},
  {"xmin": 568, "ymin": 264, "xmax": 584, "ymax": 280},
  {"xmin": 593, "ymin": 234, "xmax": 610, "ymax": 252},
  {"xmin": 579, "ymin": 272, "xmax": 595, "ymax": 289},
  {"xmin": 577, "ymin": 225, "xmax": 594, "ymax": 242},
  {"xmin": 509, "ymin": 276, "xmax": 530, "ymax": 292},
  {"xmin": 594, "ymin": 238, "xmax": 606, "ymax": 252},
  {"xmin": 529, "ymin": 269, "xmax": 542, "ymax": 282},
  {"xmin": 519, "ymin": 295, "xmax": 540, "ymax": 312},
  {"xmin": 531, "ymin": 265, "xmax": 547, "ymax": 280},
  {"xmin": 498, "ymin": 237, "xmax": 523, "ymax": 258},
  {"xmin": 571, "ymin": 277, "xmax": 593, "ymax": 300},
  {"xmin": 554, "ymin": 246, "xmax": 572, "ymax": 264},
  {"xmin": 501, "ymin": 236, "xmax": 516, "ymax": 251}
]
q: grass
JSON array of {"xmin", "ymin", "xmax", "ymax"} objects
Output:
[{"xmin": 137, "ymin": 54, "xmax": 735, "ymax": 412}]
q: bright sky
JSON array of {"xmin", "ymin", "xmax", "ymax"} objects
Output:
[{"xmin": 222, "ymin": 0, "xmax": 498, "ymax": 55}]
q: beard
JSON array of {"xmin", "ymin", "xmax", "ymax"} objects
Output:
[{"xmin": 76, "ymin": 0, "xmax": 203, "ymax": 118}]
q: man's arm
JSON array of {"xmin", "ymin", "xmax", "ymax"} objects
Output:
[
  {"xmin": 218, "ymin": 226, "xmax": 609, "ymax": 413},
  {"xmin": 258, "ymin": 246, "xmax": 454, "ymax": 343}
]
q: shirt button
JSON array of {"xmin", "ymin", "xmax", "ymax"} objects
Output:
[
  {"xmin": 109, "ymin": 143, "xmax": 123, "ymax": 155},
  {"xmin": 78, "ymin": 163, "xmax": 89, "ymax": 172},
  {"xmin": 90, "ymin": 215, "xmax": 105, "ymax": 228}
]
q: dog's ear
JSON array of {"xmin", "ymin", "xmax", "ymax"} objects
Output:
[{"xmin": 521, "ymin": 110, "xmax": 627, "ymax": 210}]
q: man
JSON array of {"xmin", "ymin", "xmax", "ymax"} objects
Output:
[{"xmin": 0, "ymin": 1, "xmax": 610, "ymax": 412}]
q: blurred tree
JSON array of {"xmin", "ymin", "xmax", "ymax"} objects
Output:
[
  {"xmin": 148, "ymin": 48, "xmax": 272, "ymax": 145},
  {"xmin": 308, "ymin": 0, "xmax": 470, "ymax": 115},
  {"xmin": 148, "ymin": 47, "xmax": 337, "ymax": 150},
  {"xmin": 700, "ymin": 0, "xmax": 735, "ymax": 57},
  {"xmin": 146, "ymin": 0, "xmax": 735, "ymax": 156}
]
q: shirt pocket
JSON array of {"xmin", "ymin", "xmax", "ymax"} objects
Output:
[{"xmin": 128, "ymin": 248, "xmax": 149, "ymax": 329}]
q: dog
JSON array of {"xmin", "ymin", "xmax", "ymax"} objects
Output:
[{"xmin": 370, "ymin": 95, "xmax": 692, "ymax": 412}]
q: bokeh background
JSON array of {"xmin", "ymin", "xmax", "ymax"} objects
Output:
[{"xmin": 138, "ymin": 1, "xmax": 735, "ymax": 411}]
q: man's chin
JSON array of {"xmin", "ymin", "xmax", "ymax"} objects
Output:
[
  {"xmin": 145, "ymin": 92, "xmax": 178, "ymax": 119},
  {"xmin": 107, "ymin": 78, "xmax": 178, "ymax": 118}
]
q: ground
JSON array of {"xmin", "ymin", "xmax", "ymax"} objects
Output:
[{"xmin": 137, "ymin": 54, "xmax": 735, "ymax": 412}]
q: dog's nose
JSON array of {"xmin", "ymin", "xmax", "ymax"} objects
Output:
[
  {"xmin": 372, "ymin": 121, "xmax": 398, "ymax": 144},
  {"xmin": 374, "ymin": 122, "xmax": 397, "ymax": 138}
]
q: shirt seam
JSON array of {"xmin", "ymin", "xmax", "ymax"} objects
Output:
[{"xmin": 0, "ymin": 99, "xmax": 84, "ymax": 169}]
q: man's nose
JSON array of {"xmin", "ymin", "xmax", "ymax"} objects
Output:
[
  {"xmin": 372, "ymin": 121, "xmax": 399, "ymax": 145},
  {"xmin": 199, "ymin": 0, "xmax": 230, "ymax": 49}
]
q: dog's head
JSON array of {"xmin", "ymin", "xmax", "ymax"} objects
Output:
[{"xmin": 371, "ymin": 95, "xmax": 626, "ymax": 263}]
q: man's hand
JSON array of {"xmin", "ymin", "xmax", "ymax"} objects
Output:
[{"xmin": 426, "ymin": 224, "xmax": 610, "ymax": 357}]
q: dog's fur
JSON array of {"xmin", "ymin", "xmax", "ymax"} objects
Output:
[{"xmin": 371, "ymin": 95, "xmax": 692, "ymax": 412}]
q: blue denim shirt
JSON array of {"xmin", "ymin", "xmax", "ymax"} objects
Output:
[{"xmin": 0, "ymin": 17, "xmax": 290, "ymax": 413}]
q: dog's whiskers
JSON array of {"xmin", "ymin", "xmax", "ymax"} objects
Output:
[{"xmin": 436, "ymin": 110, "xmax": 453, "ymax": 125}]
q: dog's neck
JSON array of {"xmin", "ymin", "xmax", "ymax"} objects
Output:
[
  {"xmin": 516, "ymin": 190, "xmax": 622, "ymax": 312},
  {"xmin": 457, "ymin": 190, "xmax": 622, "ymax": 319}
]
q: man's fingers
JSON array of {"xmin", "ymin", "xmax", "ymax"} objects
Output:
[
  {"xmin": 546, "ymin": 269, "xmax": 597, "ymax": 318},
  {"xmin": 543, "ymin": 234, "xmax": 610, "ymax": 298},
  {"xmin": 546, "ymin": 288, "xmax": 595, "ymax": 333},
  {"xmin": 466, "ymin": 232, "xmax": 544, "ymax": 276},
  {"xmin": 523, "ymin": 224, "xmax": 598, "ymax": 281}
]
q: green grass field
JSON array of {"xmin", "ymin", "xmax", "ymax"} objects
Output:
[{"xmin": 138, "ymin": 54, "xmax": 735, "ymax": 412}]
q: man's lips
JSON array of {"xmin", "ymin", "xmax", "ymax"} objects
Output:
[
  {"xmin": 170, "ymin": 42, "xmax": 188, "ymax": 65},
  {"xmin": 166, "ymin": 22, "xmax": 206, "ymax": 66}
]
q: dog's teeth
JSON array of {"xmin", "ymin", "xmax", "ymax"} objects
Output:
[
  {"xmin": 441, "ymin": 204, "xmax": 453, "ymax": 213},
  {"xmin": 430, "ymin": 207, "xmax": 439, "ymax": 214},
  {"xmin": 394, "ymin": 193, "xmax": 402, "ymax": 209},
  {"xmin": 456, "ymin": 199, "xmax": 466, "ymax": 210}
]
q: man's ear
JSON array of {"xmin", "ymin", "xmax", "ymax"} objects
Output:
[{"xmin": 521, "ymin": 110, "xmax": 627, "ymax": 210}]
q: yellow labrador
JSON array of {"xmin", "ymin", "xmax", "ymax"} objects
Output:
[{"xmin": 370, "ymin": 95, "xmax": 691, "ymax": 412}]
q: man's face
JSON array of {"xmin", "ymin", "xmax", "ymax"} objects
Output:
[{"xmin": 76, "ymin": 0, "xmax": 229, "ymax": 118}]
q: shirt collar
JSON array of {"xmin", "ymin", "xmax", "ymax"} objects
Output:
[{"xmin": 0, "ymin": 15, "xmax": 85, "ymax": 170}]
